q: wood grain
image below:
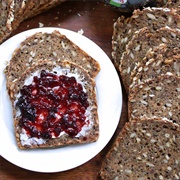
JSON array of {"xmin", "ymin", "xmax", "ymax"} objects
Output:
[{"xmin": 0, "ymin": 1, "xmax": 128, "ymax": 179}]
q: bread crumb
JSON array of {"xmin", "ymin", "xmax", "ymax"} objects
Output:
[
  {"xmin": 39, "ymin": 22, "xmax": 44, "ymax": 28},
  {"xmin": 78, "ymin": 29, "xmax": 84, "ymax": 35}
]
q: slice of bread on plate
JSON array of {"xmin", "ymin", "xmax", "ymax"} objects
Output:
[
  {"xmin": 10, "ymin": 60, "xmax": 99, "ymax": 149},
  {"xmin": 5, "ymin": 30, "xmax": 100, "ymax": 94},
  {"xmin": 99, "ymin": 117, "xmax": 180, "ymax": 179}
]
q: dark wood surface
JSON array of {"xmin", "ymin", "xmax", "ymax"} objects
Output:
[{"xmin": 0, "ymin": 1, "xmax": 129, "ymax": 179}]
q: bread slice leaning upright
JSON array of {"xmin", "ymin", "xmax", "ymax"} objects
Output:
[{"xmin": 10, "ymin": 60, "xmax": 99, "ymax": 149}]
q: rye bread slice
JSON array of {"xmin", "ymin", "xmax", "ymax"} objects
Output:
[
  {"xmin": 99, "ymin": 117, "xmax": 180, "ymax": 180},
  {"xmin": 166, "ymin": 0, "xmax": 180, "ymax": 9},
  {"xmin": 5, "ymin": 30, "xmax": 100, "ymax": 92},
  {"xmin": 0, "ymin": 0, "xmax": 12, "ymax": 44},
  {"xmin": 24, "ymin": 0, "xmax": 66, "ymax": 20},
  {"xmin": 10, "ymin": 60, "xmax": 99, "ymax": 149},
  {"xmin": 112, "ymin": 7, "xmax": 180, "ymax": 69},
  {"xmin": 128, "ymin": 74, "xmax": 180, "ymax": 125},
  {"xmin": 119, "ymin": 27, "xmax": 180, "ymax": 93},
  {"xmin": 130, "ymin": 43, "xmax": 180, "ymax": 88}
]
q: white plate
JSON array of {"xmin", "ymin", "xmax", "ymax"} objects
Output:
[{"xmin": 0, "ymin": 27, "xmax": 122, "ymax": 173}]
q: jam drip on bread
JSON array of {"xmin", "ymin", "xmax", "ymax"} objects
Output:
[{"xmin": 16, "ymin": 70, "xmax": 89, "ymax": 139}]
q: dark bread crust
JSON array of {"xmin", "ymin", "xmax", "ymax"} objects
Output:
[
  {"xmin": 112, "ymin": 7, "xmax": 180, "ymax": 69},
  {"xmin": 5, "ymin": 30, "xmax": 100, "ymax": 93},
  {"xmin": 128, "ymin": 74, "xmax": 180, "ymax": 125},
  {"xmin": 11, "ymin": 60, "xmax": 99, "ymax": 149},
  {"xmin": 99, "ymin": 117, "xmax": 180, "ymax": 179}
]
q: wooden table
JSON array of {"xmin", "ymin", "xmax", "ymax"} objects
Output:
[{"xmin": 0, "ymin": 1, "xmax": 128, "ymax": 179}]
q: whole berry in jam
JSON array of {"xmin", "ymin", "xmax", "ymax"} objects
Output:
[{"xmin": 16, "ymin": 70, "xmax": 89, "ymax": 139}]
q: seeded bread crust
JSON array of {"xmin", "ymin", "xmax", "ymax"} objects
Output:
[
  {"xmin": 128, "ymin": 74, "xmax": 180, "ymax": 125},
  {"xmin": 119, "ymin": 27, "xmax": 180, "ymax": 93},
  {"xmin": 130, "ymin": 43, "xmax": 180, "ymax": 88},
  {"xmin": 99, "ymin": 117, "xmax": 180, "ymax": 180},
  {"xmin": 112, "ymin": 7, "xmax": 180, "ymax": 69},
  {"xmin": 5, "ymin": 30, "xmax": 100, "ymax": 93},
  {"xmin": 10, "ymin": 60, "xmax": 99, "ymax": 149}
]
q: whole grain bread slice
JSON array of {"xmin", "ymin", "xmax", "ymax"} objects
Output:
[
  {"xmin": 99, "ymin": 117, "xmax": 180, "ymax": 180},
  {"xmin": 156, "ymin": 0, "xmax": 168, "ymax": 6},
  {"xmin": 112, "ymin": 7, "xmax": 180, "ymax": 69},
  {"xmin": 130, "ymin": 43, "xmax": 180, "ymax": 88},
  {"xmin": 128, "ymin": 74, "xmax": 180, "ymax": 125},
  {"xmin": 0, "ymin": 0, "xmax": 12, "ymax": 43},
  {"xmin": 5, "ymin": 30, "xmax": 100, "ymax": 93},
  {"xmin": 24, "ymin": 0, "xmax": 66, "ymax": 20},
  {"xmin": 119, "ymin": 27, "xmax": 180, "ymax": 93},
  {"xmin": 0, "ymin": 0, "xmax": 67, "ymax": 44},
  {"xmin": 10, "ymin": 60, "xmax": 99, "ymax": 149}
]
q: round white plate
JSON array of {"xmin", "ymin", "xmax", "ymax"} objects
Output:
[{"xmin": 0, "ymin": 27, "xmax": 122, "ymax": 173}]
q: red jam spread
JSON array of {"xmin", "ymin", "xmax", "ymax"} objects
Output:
[{"xmin": 16, "ymin": 70, "xmax": 89, "ymax": 139}]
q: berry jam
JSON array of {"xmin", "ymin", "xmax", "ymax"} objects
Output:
[{"xmin": 16, "ymin": 70, "xmax": 89, "ymax": 139}]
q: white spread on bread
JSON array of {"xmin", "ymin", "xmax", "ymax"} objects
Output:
[{"xmin": 16, "ymin": 68, "xmax": 94, "ymax": 146}]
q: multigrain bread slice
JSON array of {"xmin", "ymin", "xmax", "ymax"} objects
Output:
[
  {"xmin": 10, "ymin": 60, "xmax": 99, "ymax": 149},
  {"xmin": 112, "ymin": 7, "xmax": 180, "ymax": 69},
  {"xmin": 24, "ymin": 0, "xmax": 66, "ymax": 20},
  {"xmin": 5, "ymin": 30, "xmax": 100, "ymax": 92},
  {"xmin": 156, "ymin": 0, "xmax": 168, "ymax": 6},
  {"xmin": 130, "ymin": 43, "xmax": 180, "ymax": 88},
  {"xmin": 119, "ymin": 27, "xmax": 180, "ymax": 93},
  {"xmin": 128, "ymin": 74, "xmax": 180, "ymax": 125},
  {"xmin": 0, "ymin": 0, "xmax": 12, "ymax": 43},
  {"xmin": 99, "ymin": 117, "xmax": 180, "ymax": 180},
  {"xmin": 0, "ymin": 0, "xmax": 67, "ymax": 44}
]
